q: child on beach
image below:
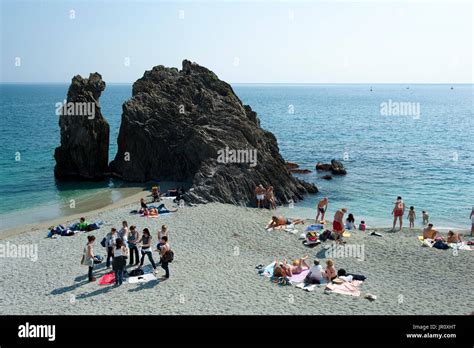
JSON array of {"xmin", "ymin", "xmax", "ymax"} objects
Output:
[
  {"xmin": 422, "ymin": 211, "xmax": 430, "ymax": 225},
  {"xmin": 359, "ymin": 221, "xmax": 366, "ymax": 231},
  {"xmin": 407, "ymin": 206, "xmax": 416, "ymax": 229}
]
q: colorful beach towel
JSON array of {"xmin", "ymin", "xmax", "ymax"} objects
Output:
[
  {"xmin": 98, "ymin": 272, "xmax": 115, "ymax": 285},
  {"xmin": 325, "ymin": 280, "xmax": 362, "ymax": 297}
]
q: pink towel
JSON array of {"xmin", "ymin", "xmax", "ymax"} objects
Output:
[
  {"xmin": 98, "ymin": 272, "xmax": 115, "ymax": 285},
  {"xmin": 289, "ymin": 269, "xmax": 310, "ymax": 283},
  {"xmin": 325, "ymin": 280, "xmax": 362, "ymax": 297}
]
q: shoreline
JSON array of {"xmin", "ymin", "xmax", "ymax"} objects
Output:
[{"xmin": 1, "ymin": 187, "xmax": 471, "ymax": 240}]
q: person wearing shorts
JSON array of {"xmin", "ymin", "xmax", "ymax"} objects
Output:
[
  {"xmin": 392, "ymin": 196, "xmax": 406, "ymax": 231},
  {"xmin": 255, "ymin": 184, "xmax": 266, "ymax": 208}
]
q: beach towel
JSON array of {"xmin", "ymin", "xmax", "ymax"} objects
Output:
[
  {"xmin": 288, "ymin": 268, "xmax": 310, "ymax": 284},
  {"xmin": 295, "ymin": 283, "xmax": 318, "ymax": 292},
  {"xmin": 305, "ymin": 224, "xmax": 324, "ymax": 232},
  {"xmin": 258, "ymin": 262, "xmax": 276, "ymax": 277},
  {"xmin": 98, "ymin": 272, "xmax": 115, "ymax": 285},
  {"xmin": 342, "ymin": 231, "xmax": 351, "ymax": 238},
  {"xmin": 325, "ymin": 280, "xmax": 362, "ymax": 297},
  {"xmin": 128, "ymin": 273, "xmax": 157, "ymax": 284}
]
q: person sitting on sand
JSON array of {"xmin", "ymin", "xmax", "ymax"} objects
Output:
[
  {"xmin": 332, "ymin": 208, "xmax": 347, "ymax": 236},
  {"xmin": 82, "ymin": 235, "xmax": 96, "ymax": 282},
  {"xmin": 392, "ymin": 196, "xmax": 406, "ymax": 231},
  {"xmin": 407, "ymin": 206, "xmax": 416, "ymax": 229},
  {"xmin": 138, "ymin": 228, "xmax": 157, "ymax": 271},
  {"xmin": 304, "ymin": 259, "xmax": 323, "ymax": 285},
  {"xmin": 143, "ymin": 207, "xmax": 158, "ymax": 216},
  {"xmin": 322, "ymin": 259, "xmax": 337, "ymax": 282},
  {"xmin": 359, "ymin": 220, "xmax": 366, "ymax": 231},
  {"xmin": 266, "ymin": 186, "xmax": 276, "ymax": 210},
  {"xmin": 140, "ymin": 198, "xmax": 148, "ymax": 210},
  {"xmin": 345, "ymin": 213, "xmax": 356, "ymax": 230},
  {"xmin": 447, "ymin": 230, "xmax": 462, "ymax": 243},
  {"xmin": 77, "ymin": 217, "xmax": 89, "ymax": 231},
  {"xmin": 152, "ymin": 186, "xmax": 160, "ymax": 202},
  {"xmin": 315, "ymin": 197, "xmax": 329, "ymax": 223},
  {"xmin": 266, "ymin": 216, "xmax": 305, "ymax": 229},
  {"xmin": 255, "ymin": 184, "xmax": 266, "ymax": 208},
  {"xmin": 423, "ymin": 224, "xmax": 440, "ymax": 240}
]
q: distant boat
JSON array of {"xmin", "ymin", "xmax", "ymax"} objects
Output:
[
  {"xmin": 451, "ymin": 86, "xmax": 454, "ymax": 90},
  {"xmin": 370, "ymin": 87, "xmax": 373, "ymax": 92},
  {"xmin": 406, "ymin": 86, "xmax": 410, "ymax": 90}
]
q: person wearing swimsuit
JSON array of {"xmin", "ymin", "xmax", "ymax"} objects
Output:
[
  {"xmin": 392, "ymin": 196, "xmax": 406, "ymax": 231},
  {"xmin": 315, "ymin": 197, "xmax": 329, "ymax": 223}
]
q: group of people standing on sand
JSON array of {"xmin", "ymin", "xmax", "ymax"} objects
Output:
[
  {"xmin": 391, "ymin": 196, "xmax": 430, "ymax": 231},
  {"xmin": 254, "ymin": 184, "xmax": 276, "ymax": 209},
  {"xmin": 82, "ymin": 221, "xmax": 172, "ymax": 286}
]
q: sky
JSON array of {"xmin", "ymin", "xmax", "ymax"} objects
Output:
[{"xmin": 0, "ymin": 0, "xmax": 472, "ymax": 83}]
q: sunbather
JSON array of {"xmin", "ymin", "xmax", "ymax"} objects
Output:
[
  {"xmin": 323, "ymin": 259, "xmax": 337, "ymax": 282},
  {"xmin": 423, "ymin": 224, "xmax": 440, "ymax": 240},
  {"xmin": 266, "ymin": 216, "xmax": 305, "ymax": 229},
  {"xmin": 274, "ymin": 256, "xmax": 309, "ymax": 277},
  {"xmin": 304, "ymin": 259, "xmax": 323, "ymax": 284},
  {"xmin": 447, "ymin": 230, "xmax": 462, "ymax": 243}
]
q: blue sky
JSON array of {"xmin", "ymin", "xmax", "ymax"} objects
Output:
[{"xmin": 1, "ymin": 0, "xmax": 472, "ymax": 83}]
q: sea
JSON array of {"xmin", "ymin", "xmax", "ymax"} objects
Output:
[{"xmin": 0, "ymin": 83, "xmax": 472, "ymax": 231}]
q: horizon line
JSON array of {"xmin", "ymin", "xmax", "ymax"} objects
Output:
[{"xmin": 1, "ymin": 82, "xmax": 473, "ymax": 85}]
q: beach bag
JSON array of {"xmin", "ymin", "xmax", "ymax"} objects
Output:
[
  {"xmin": 93, "ymin": 255, "xmax": 103, "ymax": 264},
  {"xmin": 162, "ymin": 250, "xmax": 174, "ymax": 263},
  {"xmin": 100, "ymin": 237, "xmax": 106, "ymax": 248},
  {"xmin": 319, "ymin": 230, "xmax": 332, "ymax": 242},
  {"xmin": 306, "ymin": 231, "xmax": 318, "ymax": 242},
  {"xmin": 433, "ymin": 240, "xmax": 449, "ymax": 250},
  {"xmin": 128, "ymin": 269, "xmax": 144, "ymax": 277}
]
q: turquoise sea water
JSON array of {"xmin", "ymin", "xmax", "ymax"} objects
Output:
[{"xmin": 0, "ymin": 84, "xmax": 473, "ymax": 230}]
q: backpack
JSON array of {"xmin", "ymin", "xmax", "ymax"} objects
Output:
[
  {"xmin": 319, "ymin": 230, "xmax": 332, "ymax": 242},
  {"xmin": 128, "ymin": 269, "xmax": 144, "ymax": 277},
  {"xmin": 162, "ymin": 250, "xmax": 174, "ymax": 263},
  {"xmin": 306, "ymin": 231, "xmax": 318, "ymax": 242},
  {"xmin": 100, "ymin": 237, "xmax": 107, "ymax": 248}
]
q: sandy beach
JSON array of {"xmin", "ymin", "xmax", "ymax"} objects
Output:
[{"xmin": 0, "ymin": 195, "xmax": 472, "ymax": 316}]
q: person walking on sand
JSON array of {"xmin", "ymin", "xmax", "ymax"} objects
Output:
[
  {"xmin": 266, "ymin": 186, "xmax": 276, "ymax": 210},
  {"xmin": 112, "ymin": 238, "xmax": 128, "ymax": 286},
  {"xmin": 105, "ymin": 228, "xmax": 118, "ymax": 269},
  {"xmin": 407, "ymin": 206, "xmax": 416, "ymax": 229},
  {"xmin": 470, "ymin": 207, "xmax": 474, "ymax": 236},
  {"xmin": 158, "ymin": 236, "xmax": 171, "ymax": 279},
  {"xmin": 138, "ymin": 228, "xmax": 157, "ymax": 271},
  {"xmin": 315, "ymin": 197, "xmax": 329, "ymax": 223},
  {"xmin": 81, "ymin": 235, "xmax": 96, "ymax": 282},
  {"xmin": 391, "ymin": 196, "xmax": 406, "ymax": 231},
  {"xmin": 255, "ymin": 184, "xmax": 266, "ymax": 208},
  {"xmin": 127, "ymin": 225, "xmax": 140, "ymax": 265}
]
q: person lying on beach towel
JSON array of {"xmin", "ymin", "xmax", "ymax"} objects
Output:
[
  {"xmin": 266, "ymin": 216, "xmax": 305, "ymax": 230},
  {"xmin": 274, "ymin": 256, "xmax": 309, "ymax": 277},
  {"xmin": 140, "ymin": 204, "xmax": 177, "ymax": 216}
]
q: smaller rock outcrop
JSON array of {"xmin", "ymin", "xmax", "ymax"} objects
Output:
[
  {"xmin": 315, "ymin": 159, "xmax": 347, "ymax": 175},
  {"xmin": 54, "ymin": 73, "xmax": 110, "ymax": 180},
  {"xmin": 322, "ymin": 175, "xmax": 333, "ymax": 180}
]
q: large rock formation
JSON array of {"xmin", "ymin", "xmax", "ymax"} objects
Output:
[
  {"xmin": 54, "ymin": 73, "xmax": 110, "ymax": 180},
  {"xmin": 110, "ymin": 60, "xmax": 317, "ymax": 204}
]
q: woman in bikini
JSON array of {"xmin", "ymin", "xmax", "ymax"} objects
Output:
[
  {"xmin": 392, "ymin": 196, "xmax": 406, "ymax": 231},
  {"xmin": 323, "ymin": 259, "xmax": 337, "ymax": 282},
  {"xmin": 274, "ymin": 256, "xmax": 309, "ymax": 277}
]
